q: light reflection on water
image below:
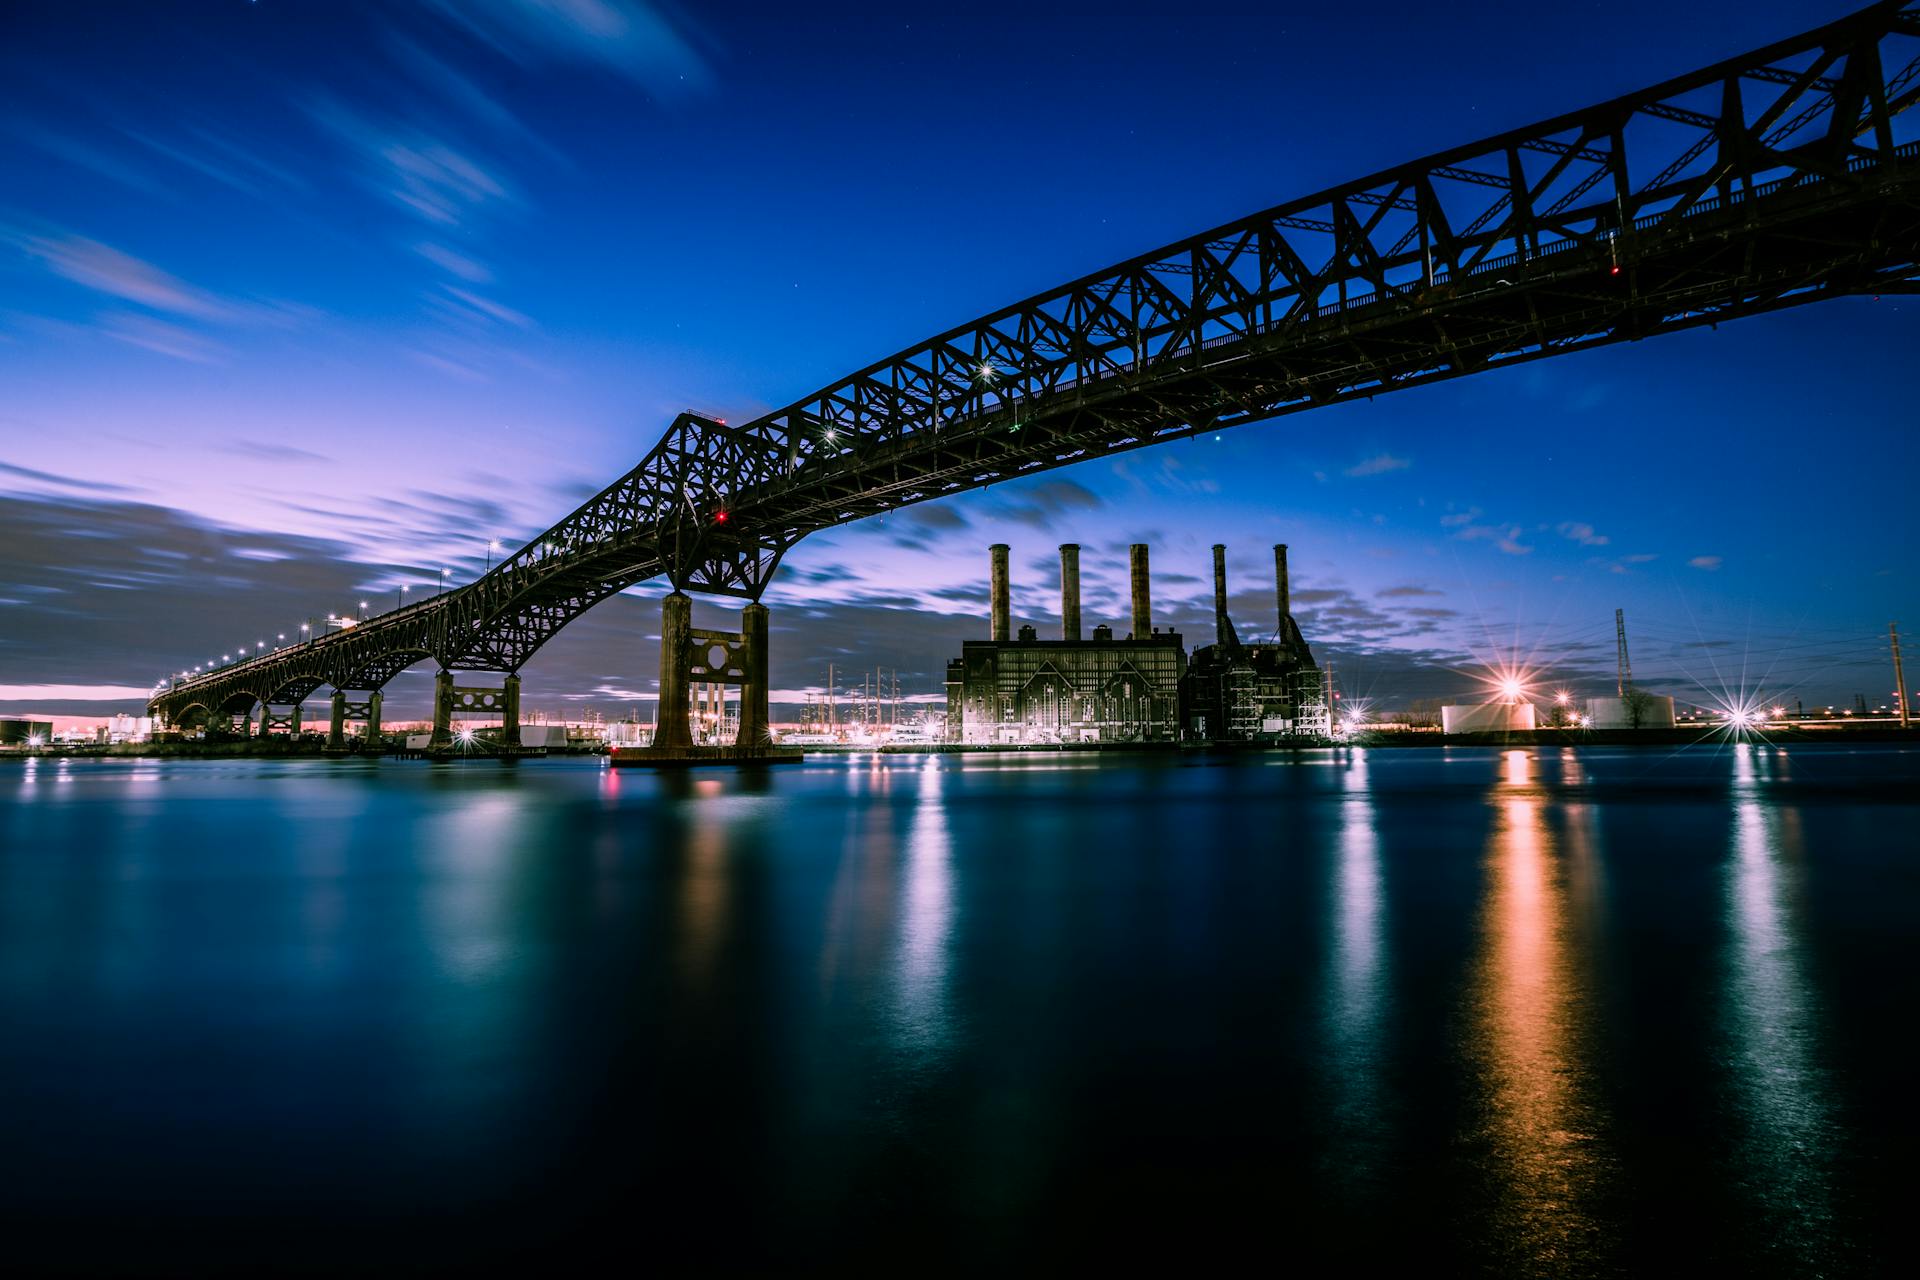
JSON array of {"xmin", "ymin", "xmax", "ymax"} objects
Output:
[
  {"xmin": 1725, "ymin": 743, "xmax": 1840, "ymax": 1266},
  {"xmin": 0, "ymin": 746, "xmax": 1910, "ymax": 1273},
  {"xmin": 1321, "ymin": 748, "xmax": 1388, "ymax": 1186},
  {"xmin": 1465, "ymin": 750, "xmax": 1614, "ymax": 1271},
  {"xmin": 890, "ymin": 757, "xmax": 955, "ymax": 1060}
]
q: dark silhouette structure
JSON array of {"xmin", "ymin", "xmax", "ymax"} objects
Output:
[{"xmin": 153, "ymin": 3, "xmax": 1920, "ymax": 744}]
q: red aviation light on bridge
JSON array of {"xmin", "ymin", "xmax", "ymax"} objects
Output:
[{"xmin": 714, "ymin": 510, "xmax": 729, "ymax": 524}]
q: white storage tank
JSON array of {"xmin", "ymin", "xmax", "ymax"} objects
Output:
[
  {"xmin": 1441, "ymin": 702, "xmax": 1538, "ymax": 734},
  {"xmin": 1585, "ymin": 694, "xmax": 1676, "ymax": 728}
]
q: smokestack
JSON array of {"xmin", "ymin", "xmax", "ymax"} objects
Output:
[
  {"xmin": 990, "ymin": 544, "xmax": 1010, "ymax": 642},
  {"xmin": 1129, "ymin": 543, "xmax": 1151, "ymax": 639},
  {"xmin": 1059, "ymin": 544, "xmax": 1081, "ymax": 641},
  {"xmin": 1274, "ymin": 543, "xmax": 1291, "ymax": 633},
  {"xmin": 1212, "ymin": 544, "xmax": 1229, "ymax": 646}
]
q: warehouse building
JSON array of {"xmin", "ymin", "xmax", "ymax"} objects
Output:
[
  {"xmin": 1183, "ymin": 544, "xmax": 1324, "ymax": 740},
  {"xmin": 945, "ymin": 543, "xmax": 1186, "ymax": 744}
]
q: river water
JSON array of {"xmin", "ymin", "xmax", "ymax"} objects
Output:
[{"xmin": 1, "ymin": 745, "xmax": 1914, "ymax": 1274}]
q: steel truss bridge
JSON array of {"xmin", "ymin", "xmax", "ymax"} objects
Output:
[{"xmin": 153, "ymin": 1, "xmax": 1920, "ymax": 729}]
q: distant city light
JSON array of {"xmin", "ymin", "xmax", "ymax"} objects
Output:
[
  {"xmin": 1555, "ymin": 690, "xmax": 1571, "ymax": 705},
  {"xmin": 1499, "ymin": 678, "xmax": 1524, "ymax": 701}
]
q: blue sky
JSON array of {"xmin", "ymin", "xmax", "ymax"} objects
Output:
[{"xmin": 1, "ymin": 0, "xmax": 1914, "ymax": 718}]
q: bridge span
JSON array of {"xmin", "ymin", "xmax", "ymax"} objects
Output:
[{"xmin": 151, "ymin": 2, "xmax": 1920, "ymax": 754}]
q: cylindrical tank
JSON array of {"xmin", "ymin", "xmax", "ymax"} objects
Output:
[
  {"xmin": 1440, "ymin": 702, "xmax": 1538, "ymax": 734},
  {"xmin": 989, "ymin": 544, "xmax": 1010, "ymax": 642},
  {"xmin": 1585, "ymin": 694, "xmax": 1676, "ymax": 728}
]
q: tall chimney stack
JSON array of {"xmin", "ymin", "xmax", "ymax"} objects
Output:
[
  {"xmin": 989, "ymin": 544, "xmax": 1010, "ymax": 642},
  {"xmin": 1274, "ymin": 543, "xmax": 1291, "ymax": 634},
  {"xmin": 1212, "ymin": 544, "xmax": 1230, "ymax": 646},
  {"xmin": 1129, "ymin": 543, "xmax": 1151, "ymax": 638},
  {"xmin": 1059, "ymin": 544, "xmax": 1081, "ymax": 641}
]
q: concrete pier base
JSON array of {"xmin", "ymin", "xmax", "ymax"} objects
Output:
[
  {"xmin": 631, "ymin": 591, "xmax": 787, "ymax": 765},
  {"xmin": 611, "ymin": 744, "xmax": 803, "ymax": 768}
]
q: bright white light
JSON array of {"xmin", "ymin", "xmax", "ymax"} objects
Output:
[
  {"xmin": 457, "ymin": 727, "xmax": 475, "ymax": 743},
  {"xmin": 1499, "ymin": 678, "xmax": 1524, "ymax": 701},
  {"xmin": 27, "ymin": 735, "xmax": 44, "ymax": 747},
  {"xmin": 1578, "ymin": 715, "xmax": 1592, "ymax": 727},
  {"xmin": 1555, "ymin": 690, "xmax": 1571, "ymax": 705},
  {"xmin": 1771, "ymin": 706, "xmax": 1785, "ymax": 717},
  {"xmin": 978, "ymin": 362, "xmax": 994, "ymax": 380}
]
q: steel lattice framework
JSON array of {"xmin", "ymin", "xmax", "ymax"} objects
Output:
[{"xmin": 153, "ymin": 0, "xmax": 1920, "ymax": 722}]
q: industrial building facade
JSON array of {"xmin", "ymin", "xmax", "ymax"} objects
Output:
[{"xmin": 944, "ymin": 540, "xmax": 1324, "ymax": 744}]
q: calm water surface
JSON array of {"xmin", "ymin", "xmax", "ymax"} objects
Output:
[{"xmin": 1, "ymin": 745, "xmax": 1915, "ymax": 1274}]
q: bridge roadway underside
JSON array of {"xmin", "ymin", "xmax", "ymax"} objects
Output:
[{"xmin": 147, "ymin": 1, "xmax": 1920, "ymax": 740}]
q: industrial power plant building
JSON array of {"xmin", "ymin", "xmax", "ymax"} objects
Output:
[{"xmin": 943, "ymin": 541, "xmax": 1324, "ymax": 744}]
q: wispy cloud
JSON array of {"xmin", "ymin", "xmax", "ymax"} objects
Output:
[
  {"xmin": 1442, "ymin": 506, "xmax": 1531, "ymax": 555},
  {"xmin": 307, "ymin": 97, "xmax": 516, "ymax": 228},
  {"xmin": 418, "ymin": 0, "xmax": 715, "ymax": 95},
  {"xmin": 6, "ymin": 229, "xmax": 233, "ymax": 320},
  {"xmin": 989, "ymin": 478, "xmax": 1103, "ymax": 530},
  {"xmin": 1556, "ymin": 520, "xmax": 1609, "ymax": 547},
  {"xmin": 97, "ymin": 312, "xmax": 226, "ymax": 363},
  {"xmin": 1688, "ymin": 555, "xmax": 1723, "ymax": 570},
  {"xmin": 416, "ymin": 241, "xmax": 493, "ymax": 282},
  {"xmin": 1344, "ymin": 452, "xmax": 1411, "ymax": 478}
]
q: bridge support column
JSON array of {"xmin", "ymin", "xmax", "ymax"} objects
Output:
[
  {"xmin": 502, "ymin": 675, "xmax": 520, "ymax": 748},
  {"xmin": 329, "ymin": 691, "xmax": 346, "ymax": 750},
  {"xmin": 655, "ymin": 592, "xmax": 694, "ymax": 749},
  {"xmin": 432, "ymin": 671, "xmax": 454, "ymax": 748},
  {"xmin": 617, "ymin": 593, "xmax": 797, "ymax": 766},
  {"xmin": 258, "ymin": 703, "xmax": 271, "ymax": 738},
  {"xmin": 290, "ymin": 701, "xmax": 302, "ymax": 735},
  {"xmin": 738, "ymin": 602, "xmax": 770, "ymax": 746},
  {"xmin": 365, "ymin": 691, "xmax": 381, "ymax": 743}
]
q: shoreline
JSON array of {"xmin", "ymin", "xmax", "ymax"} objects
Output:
[{"xmin": 3, "ymin": 725, "xmax": 1913, "ymax": 763}]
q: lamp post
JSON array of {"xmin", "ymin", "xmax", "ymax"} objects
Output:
[
  {"xmin": 486, "ymin": 540, "xmax": 501, "ymax": 572},
  {"xmin": 397, "ymin": 583, "xmax": 409, "ymax": 612},
  {"xmin": 359, "ymin": 600, "xmax": 369, "ymax": 621}
]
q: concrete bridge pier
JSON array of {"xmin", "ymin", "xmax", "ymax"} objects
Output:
[
  {"xmin": 257, "ymin": 701, "xmax": 303, "ymax": 738},
  {"xmin": 432, "ymin": 671, "xmax": 454, "ymax": 749},
  {"xmin": 626, "ymin": 591, "xmax": 794, "ymax": 765},
  {"xmin": 327, "ymin": 690, "xmax": 383, "ymax": 751},
  {"xmin": 738, "ymin": 602, "xmax": 770, "ymax": 746},
  {"xmin": 430, "ymin": 672, "xmax": 519, "ymax": 753},
  {"xmin": 654, "ymin": 593, "xmax": 695, "ymax": 749}
]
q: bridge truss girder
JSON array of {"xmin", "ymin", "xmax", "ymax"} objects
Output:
[{"xmin": 152, "ymin": 1, "xmax": 1920, "ymax": 725}]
